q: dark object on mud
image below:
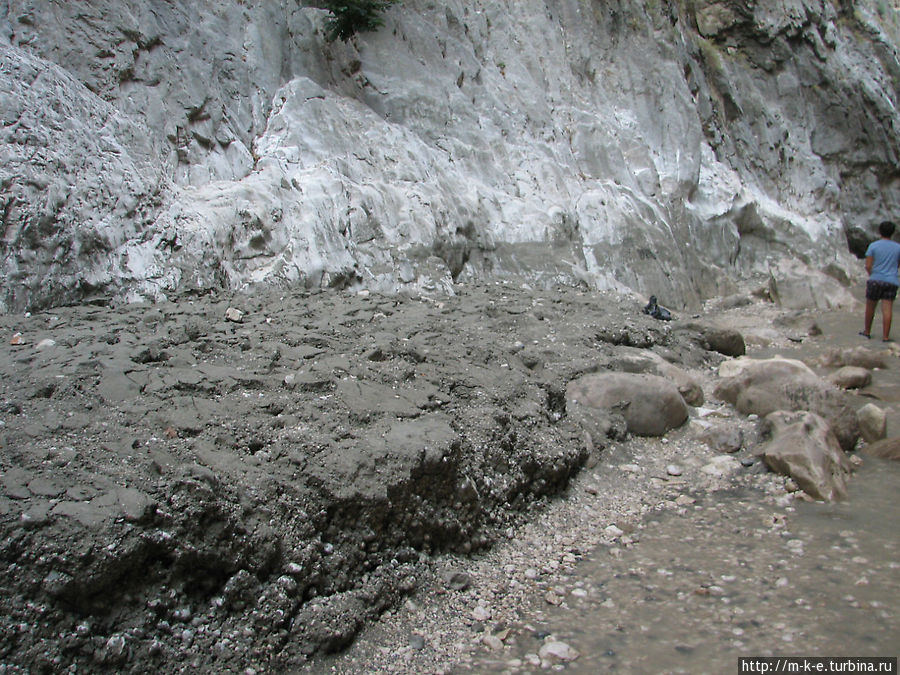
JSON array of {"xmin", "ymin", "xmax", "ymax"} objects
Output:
[{"xmin": 643, "ymin": 295, "xmax": 673, "ymax": 321}]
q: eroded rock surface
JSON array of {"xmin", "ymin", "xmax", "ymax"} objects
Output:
[{"xmin": 3, "ymin": 0, "xmax": 897, "ymax": 311}]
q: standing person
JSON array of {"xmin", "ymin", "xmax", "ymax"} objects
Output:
[{"xmin": 862, "ymin": 220, "xmax": 900, "ymax": 341}]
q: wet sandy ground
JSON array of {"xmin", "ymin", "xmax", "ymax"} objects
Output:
[{"xmin": 469, "ymin": 458, "xmax": 900, "ymax": 674}]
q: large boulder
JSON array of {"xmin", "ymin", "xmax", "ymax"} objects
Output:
[
  {"xmin": 676, "ymin": 322, "xmax": 746, "ymax": 357},
  {"xmin": 857, "ymin": 403, "xmax": 887, "ymax": 444},
  {"xmin": 608, "ymin": 348, "xmax": 704, "ymax": 406},
  {"xmin": 566, "ymin": 372, "xmax": 689, "ymax": 437},
  {"xmin": 759, "ymin": 411, "xmax": 853, "ymax": 502},
  {"xmin": 714, "ymin": 357, "xmax": 859, "ymax": 452},
  {"xmin": 860, "ymin": 437, "xmax": 900, "ymax": 460}
]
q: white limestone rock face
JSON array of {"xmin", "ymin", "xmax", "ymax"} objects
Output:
[
  {"xmin": 1, "ymin": 0, "xmax": 898, "ymax": 311},
  {"xmin": 0, "ymin": 45, "xmax": 168, "ymax": 311}
]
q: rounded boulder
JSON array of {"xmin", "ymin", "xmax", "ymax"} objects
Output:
[{"xmin": 566, "ymin": 372, "xmax": 689, "ymax": 437}]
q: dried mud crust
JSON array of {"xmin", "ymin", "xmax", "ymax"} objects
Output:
[{"xmin": 0, "ymin": 283, "xmax": 731, "ymax": 673}]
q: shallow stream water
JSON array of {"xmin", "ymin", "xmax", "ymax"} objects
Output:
[{"xmin": 469, "ymin": 456, "xmax": 900, "ymax": 673}]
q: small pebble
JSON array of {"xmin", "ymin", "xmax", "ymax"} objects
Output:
[
  {"xmin": 472, "ymin": 606, "xmax": 491, "ymax": 622},
  {"xmin": 482, "ymin": 634, "xmax": 504, "ymax": 651},
  {"xmin": 604, "ymin": 525, "xmax": 624, "ymax": 538},
  {"xmin": 539, "ymin": 640, "xmax": 579, "ymax": 662}
]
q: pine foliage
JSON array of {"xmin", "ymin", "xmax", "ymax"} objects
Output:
[{"xmin": 320, "ymin": 1, "xmax": 397, "ymax": 42}]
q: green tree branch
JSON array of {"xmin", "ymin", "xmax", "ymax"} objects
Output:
[{"xmin": 317, "ymin": 1, "xmax": 399, "ymax": 42}]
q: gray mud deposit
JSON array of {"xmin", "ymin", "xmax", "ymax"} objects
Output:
[{"xmin": 0, "ymin": 283, "xmax": 729, "ymax": 673}]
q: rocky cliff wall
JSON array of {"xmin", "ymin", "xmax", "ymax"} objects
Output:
[{"xmin": 1, "ymin": 0, "xmax": 898, "ymax": 312}]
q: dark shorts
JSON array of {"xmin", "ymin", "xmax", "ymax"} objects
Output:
[{"xmin": 866, "ymin": 279, "xmax": 899, "ymax": 301}]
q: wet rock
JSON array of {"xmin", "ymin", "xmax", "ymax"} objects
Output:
[
  {"xmin": 676, "ymin": 322, "xmax": 746, "ymax": 357},
  {"xmin": 714, "ymin": 357, "xmax": 859, "ymax": 452},
  {"xmin": 857, "ymin": 403, "xmax": 887, "ymax": 443},
  {"xmin": 567, "ymin": 372, "xmax": 689, "ymax": 437},
  {"xmin": 827, "ymin": 366, "xmax": 872, "ymax": 390},
  {"xmin": 860, "ymin": 437, "xmax": 900, "ymax": 460},
  {"xmin": 700, "ymin": 426, "xmax": 743, "ymax": 453},
  {"xmin": 759, "ymin": 411, "xmax": 852, "ymax": 502}
]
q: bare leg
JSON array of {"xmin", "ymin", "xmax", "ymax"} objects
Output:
[
  {"xmin": 882, "ymin": 299, "xmax": 894, "ymax": 340},
  {"xmin": 864, "ymin": 298, "xmax": 877, "ymax": 336}
]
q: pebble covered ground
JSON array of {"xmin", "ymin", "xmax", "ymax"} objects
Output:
[{"xmin": 311, "ymin": 410, "xmax": 785, "ymax": 674}]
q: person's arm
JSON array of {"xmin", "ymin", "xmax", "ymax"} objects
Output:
[{"xmin": 866, "ymin": 255, "xmax": 874, "ymax": 275}]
